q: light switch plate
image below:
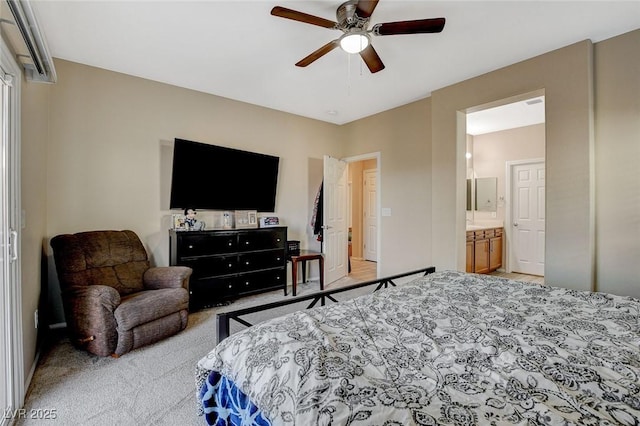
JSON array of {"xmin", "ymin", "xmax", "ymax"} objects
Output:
[{"xmin": 381, "ymin": 208, "xmax": 392, "ymax": 217}]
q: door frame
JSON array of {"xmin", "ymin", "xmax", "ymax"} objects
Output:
[
  {"xmin": 1, "ymin": 35, "xmax": 24, "ymax": 423},
  {"xmin": 505, "ymin": 158, "xmax": 545, "ymax": 274},
  {"xmin": 342, "ymin": 152, "xmax": 381, "ymax": 277}
]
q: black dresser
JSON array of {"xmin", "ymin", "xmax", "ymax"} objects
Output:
[{"xmin": 169, "ymin": 227, "xmax": 287, "ymax": 311}]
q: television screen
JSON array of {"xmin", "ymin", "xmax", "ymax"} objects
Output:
[{"xmin": 169, "ymin": 139, "xmax": 279, "ymax": 212}]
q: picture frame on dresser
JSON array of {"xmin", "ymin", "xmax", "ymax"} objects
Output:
[
  {"xmin": 235, "ymin": 210, "xmax": 258, "ymax": 229},
  {"xmin": 248, "ymin": 211, "xmax": 257, "ymax": 226},
  {"xmin": 172, "ymin": 214, "xmax": 187, "ymax": 231}
]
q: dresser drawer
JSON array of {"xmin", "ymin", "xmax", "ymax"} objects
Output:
[
  {"xmin": 238, "ymin": 229, "xmax": 285, "ymax": 252},
  {"xmin": 189, "ymin": 276, "xmax": 237, "ymax": 309},
  {"xmin": 180, "ymin": 255, "xmax": 237, "ymax": 278},
  {"xmin": 236, "ymin": 268, "xmax": 286, "ymax": 294},
  {"xmin": 178, "ymin": 233, "xmax": 237, "ymax": 257},
  {"xmin": 238, "ymin": 250, "xmax": 285, "ymax": 272}
]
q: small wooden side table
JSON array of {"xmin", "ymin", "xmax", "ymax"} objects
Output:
[{"xmin": 288, "ymin": 250, "xmax": 324, "ymax": 296}]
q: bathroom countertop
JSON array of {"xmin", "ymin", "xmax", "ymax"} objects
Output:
[{"xmin": 466, "ymin": 222, "xmax": 504, "ymax": 231}]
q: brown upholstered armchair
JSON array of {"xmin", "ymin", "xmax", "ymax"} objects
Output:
[{"xmin": 50, "ymin": 230, "xmax": 192, "ymax": 357}]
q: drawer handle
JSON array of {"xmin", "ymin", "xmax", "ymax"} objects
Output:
[
  {"xmin": 245, "ymin": 281, "xmax": 250, "ymax": 286},
  {"xmin": 245, "ymin": 241, "xmax": 250, "ymax": 245},
  {"xmin": 245, "ymin": 261, "xmax": 250, "ymax": 265},
  {"xmin": 228, "ymin": 284, "xmax": 232, "ymax": 289},
  {"xmin": 276, "ymin": 257, "xmax": 281, "ymax": 261},
  {"xmin": 228, "ymin": 242, "xmax": 232, "ymax": 246},
  {"xmin": 228, "ymin": 263, "xmax": 233, "ymax": 268},
  {"xmin": 276, "ymin": 238, "xmax": 281, "ymax": 242},
  {"xmin": 188, "ymin": 245, "xmax": 193, "ymax": 249}
]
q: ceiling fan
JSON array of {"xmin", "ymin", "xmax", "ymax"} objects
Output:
[{"xmin": 270, "ymin": 0, "xmax": 445, "ymax": 73}]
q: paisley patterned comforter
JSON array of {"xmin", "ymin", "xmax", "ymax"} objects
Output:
[{"xmin": 196, "ymin": 270, "xmax": 640, "ymax": 425}]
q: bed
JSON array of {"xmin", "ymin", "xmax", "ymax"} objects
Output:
[{"xmin": 196, "ymin": 269, "xmax": 640, "ymax": 425}]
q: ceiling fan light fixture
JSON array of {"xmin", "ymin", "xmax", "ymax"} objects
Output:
[{"xmin": 339, "ymin": 33, "xmax": 369, "ymax": 53}]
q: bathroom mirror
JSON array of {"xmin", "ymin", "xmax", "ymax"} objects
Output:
[{"xmin": 475, "ymin": 177, "xmax": 497, "ymax": 212}]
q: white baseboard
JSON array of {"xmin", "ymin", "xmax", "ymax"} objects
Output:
[
  {"xmin": 23, "ymin": 349, "xmax": 40, "ymax": 395},
  {"xmin": 23, "ymin": 323, "xmax": 67, "ymax": 396}
]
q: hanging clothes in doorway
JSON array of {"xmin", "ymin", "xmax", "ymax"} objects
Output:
[{"xmin": 311, "ymin": 181, "xmax": 323, "ymax": 241}]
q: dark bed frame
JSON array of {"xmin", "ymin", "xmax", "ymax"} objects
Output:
[{"xmin": 216, "ymin": 266, "xmax": 436, "ymax": 342}]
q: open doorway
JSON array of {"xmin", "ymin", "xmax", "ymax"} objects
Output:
[
  {"xmin": 347, "ymin": 157, "xmax": 378, "ymax": 282},
  {"xmin": 465, "ymin": 91, "xmax": 546, "ymax": 280}
]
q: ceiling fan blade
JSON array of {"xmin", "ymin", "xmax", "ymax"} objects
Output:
[
  {"xmin": 373, "ymin": 18, "xmax": 446, "ymax": 36},
  {"xmin": 359, "ymin": 44, "xmax": 385, "ymax": 73},
  {"xmin": 355, "ymin": 0, "xmax": 380, "ymax": 19},
  {"xmin": 271, "ymin": 6, "xmax": 337, "ymax": 29},
  {"xmin": 296, "ymin": 40, "xmax": 341, "ymax": 67}
]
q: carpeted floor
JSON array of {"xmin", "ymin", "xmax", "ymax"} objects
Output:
[{"xmin": 18, "ymin": 261, "xmax": 381, "ymax": 426}]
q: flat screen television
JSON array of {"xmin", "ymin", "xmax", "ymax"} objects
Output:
[{"xmin": 169, "ymin": 138, "xmax": 280, "ymax": 212}]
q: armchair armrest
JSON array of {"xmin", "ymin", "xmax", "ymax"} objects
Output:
[
  {"xmin": 144, "ymin": 266, "xmax": 192, "ymax": 290},
  {"xmin": 63, "ymin": 285, "xmax": 121, "ymax": 356},
  {"xmin": 65, "ymin": 284, "xmax": 121, "ymax": 311}
]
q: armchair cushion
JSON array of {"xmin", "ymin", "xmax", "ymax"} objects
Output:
[
  {"xmin": 53, "ymin": 230, "xmax": 149, "ymax": 295},
  {"xmin": 115, "ymin": 287, "xmax": 188, "ymax": 331}
]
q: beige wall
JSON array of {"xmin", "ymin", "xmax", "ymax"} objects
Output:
[
  {"xmin": 432, "ymin": 40, "xmax": 595, "ymax": 291},
  {"xmin": 20, "ymin": 75, "xmax": 49, "ymax": 385},
  {"xmin": 343, "ymin": 99, "xmax": 432, "ymax": 276},
  {"xmin": 45, "ymin": 59, "xmax": 344, "ymax": 323},
  {"xmin": 470, "ymin": 123, "xmax": 546, "ymax": 223},
  {"xmin": 594, "ymin": 29, "xmax": 640, "ymax": 297}
]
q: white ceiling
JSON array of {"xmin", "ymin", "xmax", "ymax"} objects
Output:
[
  {"xmin": 31, "ymin": 1, "xmax": 640, "ymax": 125},
  {"xmin": 467, "ymin": 96, "xmax": 545, "ymax": 135}
]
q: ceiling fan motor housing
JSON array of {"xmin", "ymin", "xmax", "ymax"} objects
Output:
[{"xmin": 337, "ymin": 0, "xmax": 370, "ymax": 31}]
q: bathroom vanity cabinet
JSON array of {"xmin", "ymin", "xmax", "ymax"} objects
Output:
[{"xmin": 466, "ymin": 227, "xmax": 503, "ymax": 274}]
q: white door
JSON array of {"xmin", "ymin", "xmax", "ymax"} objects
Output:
[
  {"xmin": 0, "ymin": 69, "xmax": 8, "ymax": 426},
  {"xmin": 363, "ymin": 169, "xmax": 377, "ymax": 261},
  {"xmin": 510, "ymin": 160, "xmax": 545, "ymax": 275},
  {"xmin": 323, "ymin": 155, "xmax": 348, "ymax": 284},
  {"xmin": 1, "ymin": 42, "xmax": 23, "ymax": 425}
]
